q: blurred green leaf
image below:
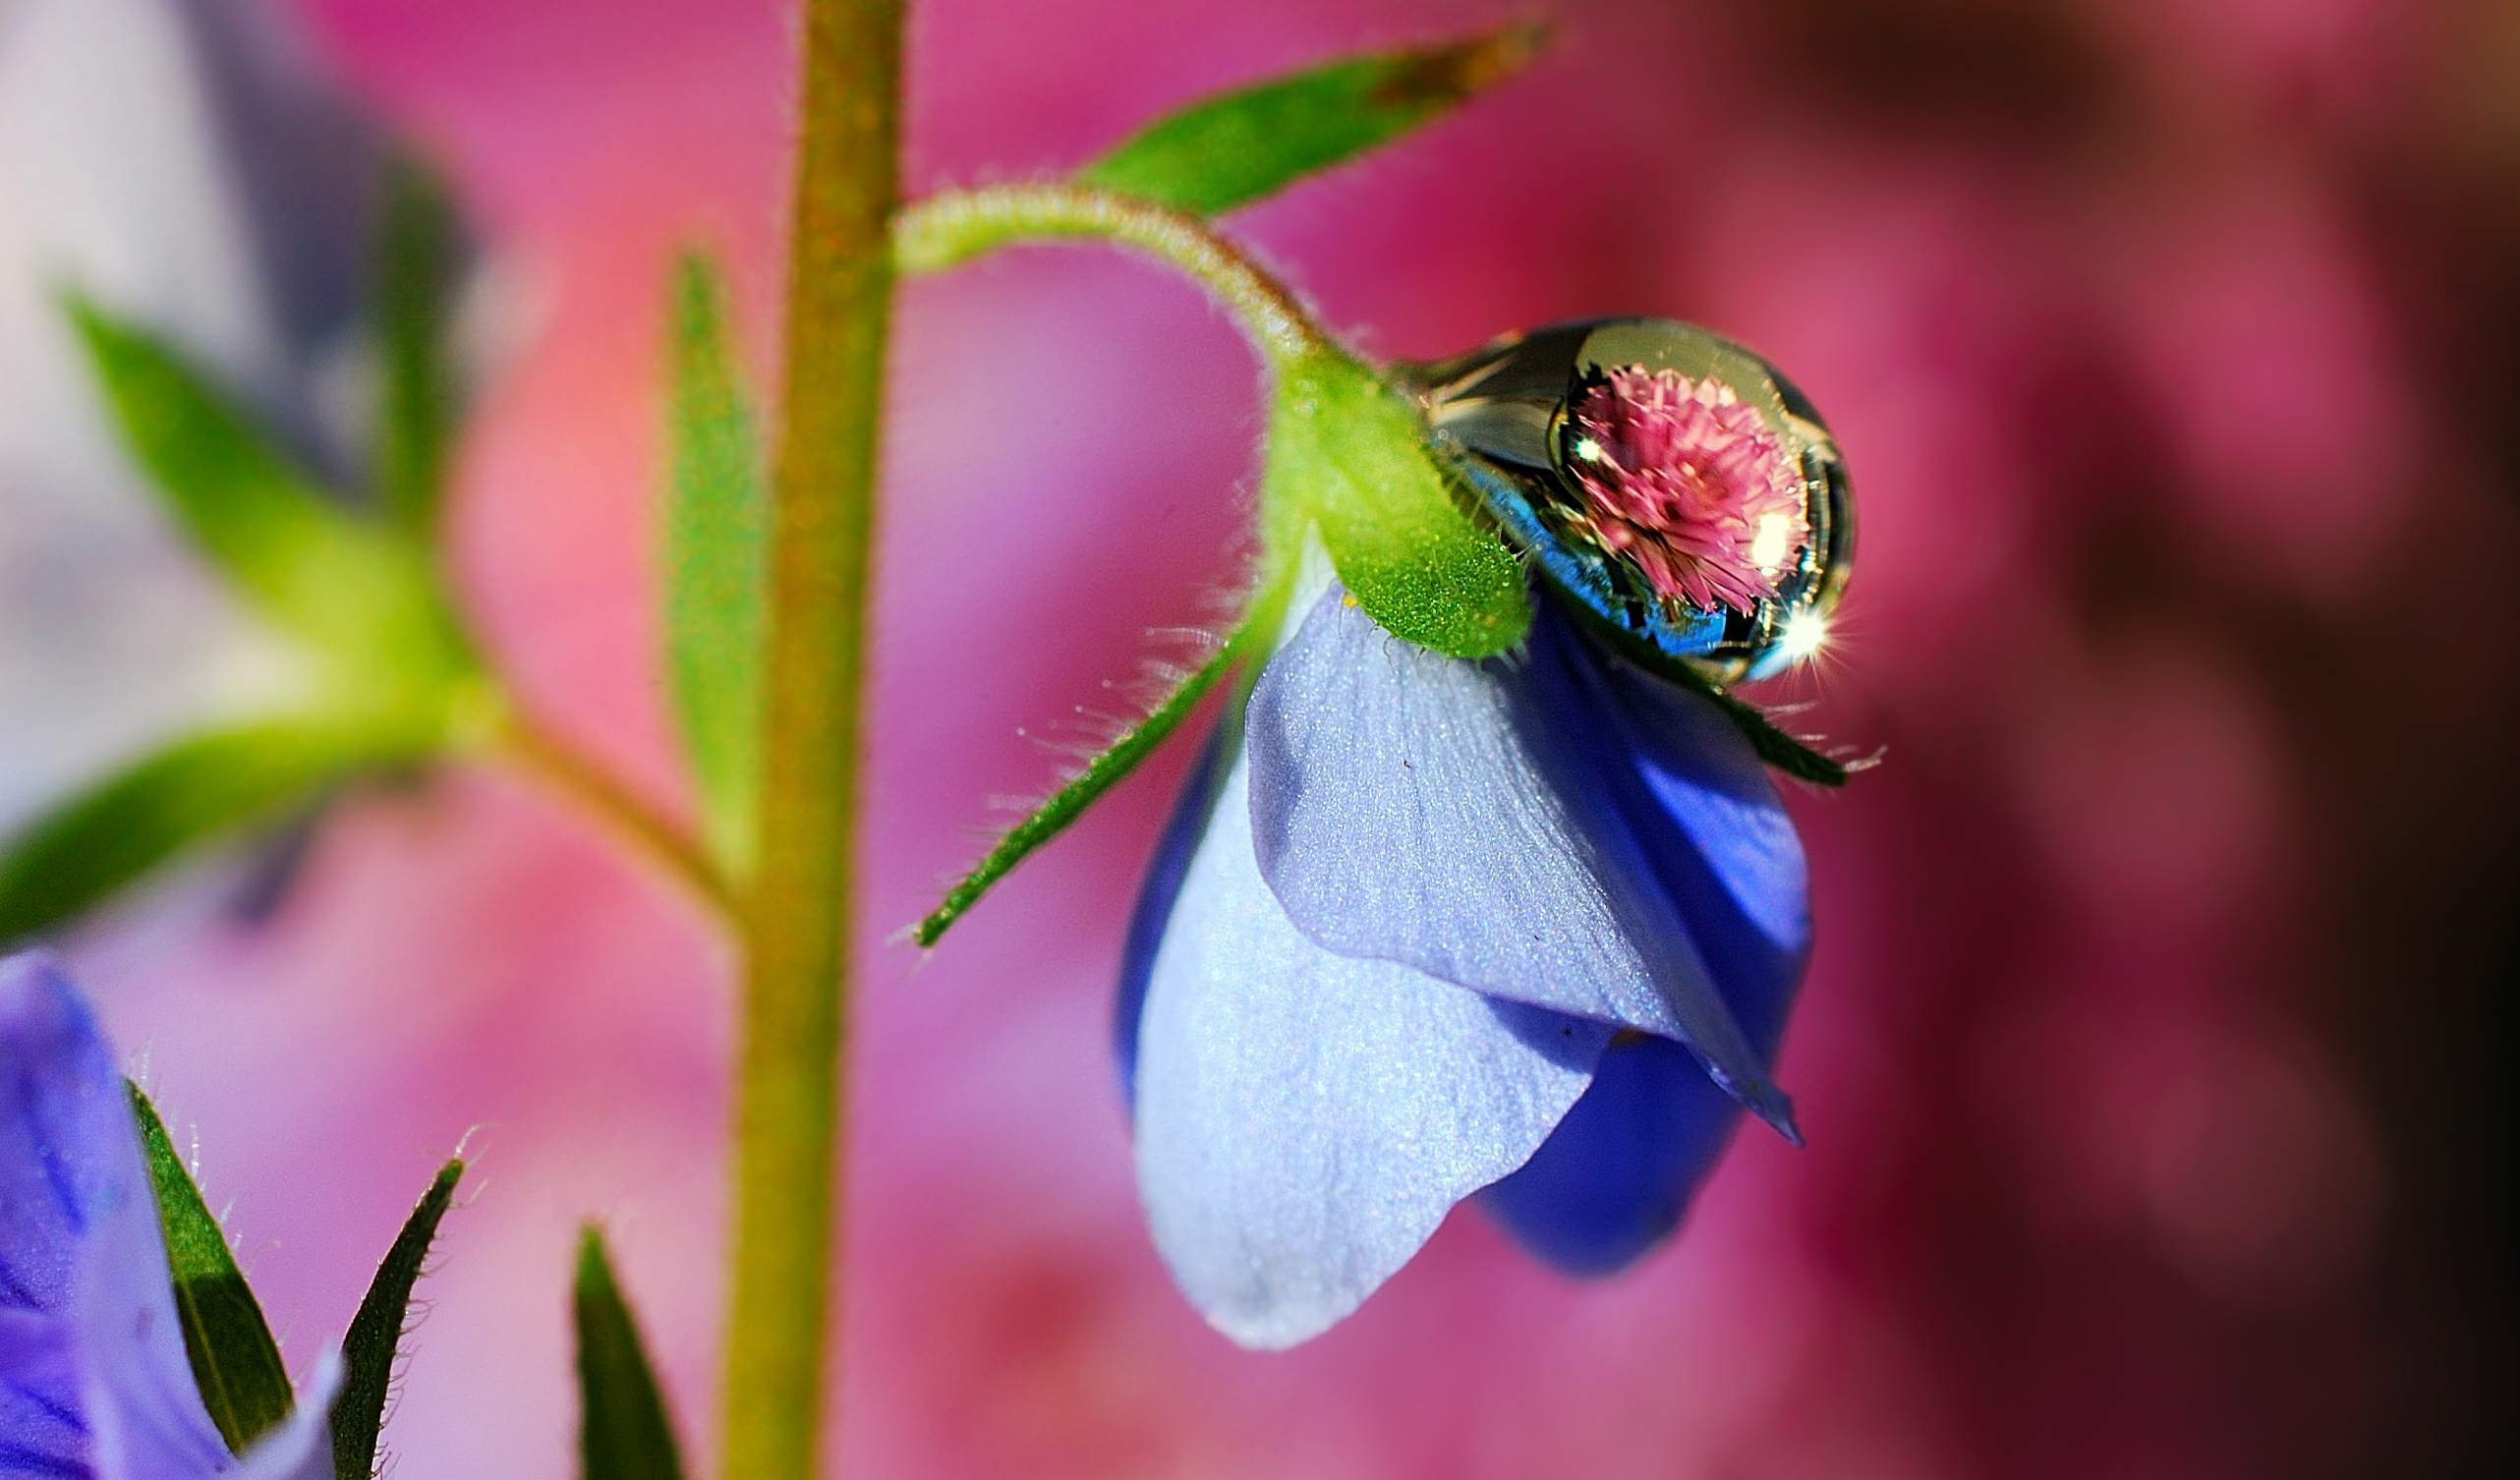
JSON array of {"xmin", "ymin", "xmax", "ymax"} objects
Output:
[
  {"xmin": 0, "ymin": 720, "xmax": 380, "ymax": 946},
  {"xmin": 1078, "ymin": 24, "xmax": 1546, "ymax": 216},
  {"xmin": 331, "ymin": 1158, "xmax": 462, "ymax": 1480},
  {"xmin": 373, "ymin": 150, "xmax": 466, "ymax": 535},
  {"xmin": 574, "ymin": 1228, "xmax": 686, "ymax": 1480},
  {"xmin": 659, "ymin": 253, "xmax": 768, "ymax": 874},
  {"xmin": 914, "ymin": 642, "xmax": 1236, "ymax": 947},
  {"xmin": 1269, "ymin": 350, "xmax": 1529, "ymax": 658},
  {"xmin": 129, "ymin": 1081, "xmax": 294, "ymax": 1455},
  {"xmin": 65, "ymin": 296, "xmax": 428, "ymax": 639}
]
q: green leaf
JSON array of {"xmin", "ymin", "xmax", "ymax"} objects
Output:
[
  {"xmin": 373, "ymin": 150, "xmax": 466, "ymax": 535},
  {"xmin": 659, "ymin": 252, "xmax": 768, "ymax": 874},
  {"xmin": 1268, "ymin": 349, "xmax": 1529, "ymax": 658},
  {"xmin": 1078, "ymin": 24, "xmax": 1547, "ymax": 216},
  {"xmin": 914, "ymin": 641, "xmax": 1237, "ymax": 947},
  {"xmin": 128, "ymin": 1081, "xmax": 294, "ymax": 1455},
  {"xmin": 574, "ymin": 1228, "xmax": 686, "ymax": 1480},
  {"xmin": 0, "ymin": 720, "xmax": 375, "ymax": 946},
  {"xmin": 1650, "ymin": 658, "xmax": 1849, "ymax": 785},
  {"xmin": 62, "ymin": 294, "xmax": 448, "ymax": 652},
  {"xmin": 331, "ymin": 1159, "xmax": 462, "ymax": 1480}
]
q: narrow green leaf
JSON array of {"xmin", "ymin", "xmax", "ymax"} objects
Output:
[
  {"xmin": 1078, "ymin": 24, "xmax": 1547, "ymax": 216},
  {"xmin": 373, "ymin": 150, "xmax": 465, "ymax": 535},
  {"xmin": 1652, "ymin": 660, "xmax": 1849, "ymax": 785},
  {"xmin": 915, "ymin": 642, "xmax": 1236, "ymax": 947},
  {"xmin": 62, "ymin": 294, "xmax": 441, "ymax": 649},
  {"xmin": 128, "ymin": 1082, "xmax": 294, "ymax": 1454},
  {"xmin": 330, "ymin": 1159, "xmax": 462, "ymax": 1480},
  {"xmin": 574, "ymin": 1228, "xmax": 686, "ymax": 1480},
  {"xmin": 659, "ymin": 253, "xmax": 768, "ymax": 874},
  {"xmin": 0, "ymin": 720, "xmax": 370, "ymax": 945},
  {"xmin": 1269, "ymin": 349, "xmax": 1530, "ymax": 658}
]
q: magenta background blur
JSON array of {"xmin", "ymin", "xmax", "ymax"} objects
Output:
[{"xmin": 11, "ymin": 0, "xmax": 2519, "ymax": 1475}]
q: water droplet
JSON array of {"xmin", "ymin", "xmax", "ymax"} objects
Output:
[{"xmin": 1408, "ymin": 318, "xmax": 1853, "ymax": 684}]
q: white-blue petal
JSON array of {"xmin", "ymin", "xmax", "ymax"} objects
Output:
[
  {"xmin": 1244, "ymin": 587, "xmax": 1799, "ymax": 1138},
  {"xmin": 1133, "ymin": 751, "xmax": 1611, "ymax": 1349}
]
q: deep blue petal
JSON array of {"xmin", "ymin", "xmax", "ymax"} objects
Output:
[
  {"xmin": 1245, "ymin": 583, "xmax": 1798, "ymax": 1137},
  {"xmin": 1, "ymin": 951, "xmax": 234, "ymax": 1480},
  {"xmin": 1113, "ymin": 720, "xmax": 1231, "ymax": 1106},
  {"xmin": 1477, "ymin": 1034, "xmax": 1752, "ymax": 1275},
  {"xmin": 1477, "ymin": 606, "xmax": 1807, "ymax": 1273}
]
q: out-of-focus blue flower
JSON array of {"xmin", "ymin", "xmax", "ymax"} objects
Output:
[
  {"xmin": 1116, "ymin": 570, "xmax": 1809, "ymax": 1348},
  {"xmin": 0, "ymin": 950, "xmax": 338, "ymax": 1479}
]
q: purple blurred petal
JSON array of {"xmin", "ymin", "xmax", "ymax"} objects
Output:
[
  {"xmin": 1245, "ymin": 585, "xmax": 1798, "ymax": 1139},
  {"xmin": 2, "ymin": 951, "xmax": 231, "ymax": 1480},
  {"xmin": 1133, "ymin": 751, "xmax": 1610, "ymax": 1348}
]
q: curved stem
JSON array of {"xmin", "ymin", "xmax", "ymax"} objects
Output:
[
  {"xmin": 487, "ymin": 706, "xmax": 735, "ymax": 917},
  {"xmin": 720, "ymin": 0, "xmax": 902, "ymax": 1477},
  {"xmin": 893, "ymin": 184, "xmax": 1335, "ymax": 363}
]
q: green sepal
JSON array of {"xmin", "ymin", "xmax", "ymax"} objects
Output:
[
  {"xmin": 61, "ymin": 294, "xmax": 472, "ymax": 685},
  {"xmin": 658, "ymin": 252, "xmax": 768, "ymax": 875},
  {"xmin": 330, "ymin": 1159, "xmax": 462, "ymax": 1480},
  {"xmin": 127, "ymin": 1081, "xmax": 294, "ymax": 1455},
  {"xmin": 1267, "ymin": 349, "xmax": 1530, "ymax": 658},
  {"xmin": 1077, "ymin": 24, "xmax": 1547, "ymax": 216},
  {"xmin": 914, "ymin": 641, "xmax": 1237, "ymax": 947},
  {"xmin": 372, "ymin": 149, "xmax": 467, "ymax": 536},
  {"xmin": 574, "ymin": 1228, "xmax": 687, "ymax": 1480},
  {"xmin": 0, "ymin": 718, "xmax": 396, "ymax": 946},
  {"xmin": 1650, "ymin": 656, "xmax": 1850, "ymax": 785}
]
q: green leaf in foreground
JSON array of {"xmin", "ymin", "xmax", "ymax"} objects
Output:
[
  {"xmin": 373, "ymin": 149, "xmax": 467, "ymax": 535},
  {"xmin": 128, "ymin": 1081, "xmax": 293, "ymax": 1455},
  {"xmin": 331, "ymin": 1159, "xmax": 462, "ymax": 1480},
  {"xmin": 1078, "ymin": 24, "xmax": 1547, "ymax": 216},
  {"xmin": 915, "ymin": 642, "xmax": 1236, "ymax": 947},
  {"xmin": 0, "ymin": 720, "xmax": 371, "ymax": 945},
  {"xmin": 1269, "ymin": 350, "xmax": 1529, "ymax": 659},
  {"xmin": 575, "ymin": 1228, "xmax": 686, "ymax": 1480},
  {"xmin": 659, "ymin": 252, "xmax": 769, "ymax": 874},
  {"xmin": 62, "ymin": 294, "xmax": 448, "ymax": 654}
]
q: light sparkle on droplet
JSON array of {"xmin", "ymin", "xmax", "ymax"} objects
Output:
[{"xmin": 1776, "ymin": 608, "xmax": 1831, "ymax": 665}]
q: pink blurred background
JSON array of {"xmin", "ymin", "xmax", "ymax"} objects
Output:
[{"xmin": 10, "ymin": 0, "xmax": 2519, "ymax": 1475}]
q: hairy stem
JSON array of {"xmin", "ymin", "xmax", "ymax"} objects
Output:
[
  {"xmin": 893, "ymin": 184, "xmax": 1334, "ymax": 361},
  {"xmin": 721, "ymin": 0, "xmax": 902, "ymax": 1476}
]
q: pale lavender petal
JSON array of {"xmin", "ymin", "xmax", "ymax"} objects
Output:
[
  {"xmin": 1244, "ymin": 586, "xmax": 1798, "ymax": 1138},
  {"xmin": 1134, "ymin": 752, "xmax": 1610, "ymax": 1349},
  {"xmin": 1114, "ymin": 723, "xmax": 1231, "ymax": 1105}
]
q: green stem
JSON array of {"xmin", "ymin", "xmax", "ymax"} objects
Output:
[
  {"xmin": 721, "ymin": 0, "xmax": 902, "ymax": 1476},
  {"xmin": 893, "ymin": 184, "xmax": 1335, "ymax": 362}
]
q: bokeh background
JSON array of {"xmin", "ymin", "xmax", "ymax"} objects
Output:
[{"xmin": 6, "ymin": 0, "xmax": 2517, "ymax": 1476}]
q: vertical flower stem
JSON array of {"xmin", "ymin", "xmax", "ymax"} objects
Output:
[{"xmin": 721, "ymin": 0, "xmax": 901, "ymax": 1477}]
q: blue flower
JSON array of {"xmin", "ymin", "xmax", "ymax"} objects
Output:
[
  {"xmin": 1115, "ymin": 573, "xmax": 1810, "ymax": 1348},
  {"xmin": 1, "ymin": 951, "xmax": 337, "ymax": 1480}
]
